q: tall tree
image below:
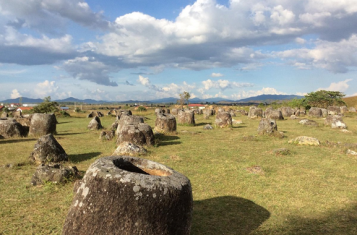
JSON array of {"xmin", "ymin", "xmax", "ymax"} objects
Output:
[
  {"xmin": 32, "ymin": 96, "xmax": 59, "ymax": 113},
  {"xmin": 303, "ymin": 90, "xmax": 346, "ymax": 109},
  {"xmin": 177, "ymin": 91, "xmax": 191, "ymax": 108}
]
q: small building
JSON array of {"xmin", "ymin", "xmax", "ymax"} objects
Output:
[
  {"xmin": 23, "ymin": 104, "xmax": 38, "ymax": 107},
  {"xmin": 188, "ymin": 104, "xmax": 205, "ymax": 110},
  {"xmin": 60, "ymin": 107, "xmax": 69, "ymax": 111},
  {"xmin": 0, "ymin": 105, "xmax": 4, "ymax": 111},
  {"xmin": 10, "ymin": 103, "xmax": 20, "ymax": 107},
  {"xmin": 16, "ymin": 107, "xmax": 33, "ymax": 112}
]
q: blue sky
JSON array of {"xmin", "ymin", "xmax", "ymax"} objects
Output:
[{"xmin": 1, "ymin": 0, "xmax": 357, "ymax": 101}]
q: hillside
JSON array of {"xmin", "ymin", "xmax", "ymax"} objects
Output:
[
  {"xmin": 343, "ymin": 95, "xmax": 357, "ymax": 108},
  {"xmin": 1, "ymin": 94, "xmax": 303, "ymax": 105}
]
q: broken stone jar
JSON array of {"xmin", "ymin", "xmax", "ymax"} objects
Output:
[{"xmin": 62, "ymin": 156, "xmax": 193, "ymax": 235}]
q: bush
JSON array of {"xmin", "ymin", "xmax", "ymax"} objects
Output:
[
  {"xmin": 56, "ymin": 110, "xmax": 71, "ymax": 117},
  {"xmin": 137, "ymin": 106, "xmax": 147, "ymax": 112}
]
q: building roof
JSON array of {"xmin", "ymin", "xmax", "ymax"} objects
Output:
[{"xmin": 17, "ymin": 107, "xmax": 33, "ymax": 111}]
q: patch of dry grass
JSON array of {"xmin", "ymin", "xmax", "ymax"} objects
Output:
[
  {"xmin": 343, "ymin": 95, "xmax": 357, "ymax": 108},
  {"xmin": 1, "ymin": 108, "xmax": 357, "ymax": 234}
]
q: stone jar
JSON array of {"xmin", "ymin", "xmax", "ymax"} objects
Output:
[
  {"xmin": 0, "ymin": 118, "xmax": 26, "ymax": 138},
  {"xmin": 154, "ymin": 113, "xmax": 177, "ymax": 134},
  {"xmin": 308, "ymin": 107, "xmax": 322, "ymax": 118},
  {"xmin": 215, "ymin": 112, "xmax": 232, "ymax": 128},
  {"xmin": 177, "ymin": 110, "xmax": 195, "ymax": 125},
  {"xmin": 116, "ymin": 115, "xmax": 144, "ymax": 136},
  {"xmin": 29, "ymin": 113, "xmax": 57, "ymax": 136},
  {"xmin": 257, "ymin": 118, "xmax": 278, "ymax": 135},
  {"xmin": 62, "ymin": 156, "xmax": 193, "ymax": 235}
]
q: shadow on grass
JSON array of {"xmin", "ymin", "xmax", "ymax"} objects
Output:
[
  {"xmin": 264, "ymin": 204, "xmax": 357, "ymax": 235},
  {"xmin": 195, "ymin": 122, "xmax": 213, "ymax": 126},
  {"xmin": 0, "ymin": 138, "xmax": 37, "ymax": 144},
  {"xmin": 155, "ymin": 134, "xmax": 182, "ymax": 146},
  {"xmin": 235, "ymin": 125, "xmax": 247, "ymax": 128},
  {"xmin": 191, "ymin": 196, "xmax": 270, "ymax": 235},
  {"xmin": 58, "ymin": 121, "xmax": 72, "ymax": 124},
  {"xmin": 56, "ymin": 132, "xmax": 84, "ymax": 136},
  {"xmin": 69, "ymin": 152, "xmax": 101, "ymax": 162},
  {"xmin": 159, "ymin": 141, "xmax": 182, "ymax": 146}
]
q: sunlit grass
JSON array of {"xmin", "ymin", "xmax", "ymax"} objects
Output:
[{"xmin": 1, "ymin": 108, "xmax": 357, "ymax": 234}]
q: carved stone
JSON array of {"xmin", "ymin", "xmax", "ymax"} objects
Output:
[{"xmin": 62, "ymin": 156, "xmax": 193, "ymax": 235}]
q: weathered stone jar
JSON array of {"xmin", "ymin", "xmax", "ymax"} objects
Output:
[
  {"xmin": 62, "ymin": 156, "xmax": 193, "ymax": 235},
  {"xmin": 154, "ymin": 113, "xmax": 177, "ymax": 134},
  {"xmin": 177, "ymin": 110, "xmax": 195, "ymax": 125},
  {"xmin": 29, "ymin": 113, "xmax": 57, "ymax": 136}
]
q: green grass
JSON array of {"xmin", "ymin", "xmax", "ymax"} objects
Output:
[{"xmin": 1, "ymin": 109, "xmax": 357, "ymax": 234}]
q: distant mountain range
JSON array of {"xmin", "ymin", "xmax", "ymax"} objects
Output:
[{"xmin": 1, "ymin": 94, "xmax": 303, "ymax": 105}]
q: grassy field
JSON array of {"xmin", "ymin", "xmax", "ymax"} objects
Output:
[{"xmin": 1, "ymin": 108, "xmax": 357, "ymax": 234}]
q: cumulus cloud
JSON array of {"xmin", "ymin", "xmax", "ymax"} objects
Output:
[
  {"xmin": 276, "ymin": 35, "xmax": 357, "ymax": 73},
  {"xmin": 10, "ymin": 89, "xmax": 21, "ymax": 99},
  {"xmin": 136, "ymin": 76, "xmax": 197, "ymax": 98},
  {"xmin": 137, "ymin": 75, "xmax": 162, "ymax": 91},
  {"xmin": 231, "ymin": 87, "xmax": 287, "ymax": 99},
  {"xmin": 33, "ymin": 80, "xmax": 58, "ymax": 98},
  {"xmin": 0, "ymin": 27, "xmax": 76, "ymax": 65},
  {"xmin": 317, "ymin": 79, "xmax": 352, "ymax": 92},
  {"xmin": 61, "ymin": 56, "xmax": 118, "ymax": 86},
  {"xmin": 202, "ymin": 79, "xmax": 253, "ymax": 91},
  {"xmin": 211, "ymin": 73, "xmax": 223, "ymax": 77},
  {"xmin": 2, "ymin": 0, "xmax": 357, "ymax": 86},
  {"xmin": 0, "ymin": 0, "xmax": 109, "ymax": 34}
]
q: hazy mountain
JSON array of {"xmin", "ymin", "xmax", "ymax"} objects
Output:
[
  {"xmin": 237, "ymin": 94, "xmax": 303, "ymax": 102},
  {"xmin": 0, "ymin": 97, "xmax": 43, "ymax": 104},
  {"xmin": 1, "ymin": 94, "xmax": 304, "ymax": 105}
]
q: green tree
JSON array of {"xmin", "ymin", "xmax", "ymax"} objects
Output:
[
  {"xmin": 137, "ymin": 106, "xmax": 147, "ymax": 112},
  {"xmin": 32, "ymin": 96, "xmax": 59, "ymax": 113},
  {"xmin": 43, "ymin": 96, "xmax": 51, "ymax": 102},
  {"xmin": 286, "ymin": 98, "xmax": 304, "ymax": 108},
  {"xmin": 303, "ymin": 90, "xmax": 346, "ymax": 109},
  {"xmin": 177, "ymin": 91, "xmax": 191, "ymax": 108}
]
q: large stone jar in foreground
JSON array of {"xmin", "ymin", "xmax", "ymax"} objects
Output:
[
  {"xmin": 29, "ymin": 113, "xmax": 57, "ymax": 136},
  {"xmin": 62, "ymin": 156, "xmax": 193, "ymax": 235}
]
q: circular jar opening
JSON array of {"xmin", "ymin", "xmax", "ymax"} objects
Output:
[{"xmin": 113, "ymin": 158, "xmax": 173, "ymax": 176}]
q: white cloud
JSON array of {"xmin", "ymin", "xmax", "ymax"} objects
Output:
[
  {"xmin": 270, "ymin": 5, "xmax": 295, "ymax": 25},
  {"xmin": 231, "ymin": 87, "xmax": 286, "ymax": 99},
  {"xmin": 137, "ymin": 75, "xmax": 162, "ymax": 91},
  {"xmin": 214, "ymin": 92, "xmax": 229, "ymax": 99},
  {"xmin": 10, "ymin": 89, "xmax": 21, "ymax": 99},
  {"xmin": 136, "ymin": 76, "xmax": 197, "ymax": 98},
  {"xmin": 211, "ymin": 73, "xmax": 223, "ymax": 77},
  {"xmin": 1, "ymin": 0, "xmax": 357, "ymax": 87},
  {"xmin": 295, "ymin": 37, "xmax": 306, "ymax": 44},
  {"xmin": 33, "ymin": 80, "xmax": 58, "ymax": 98},
  {"xmin": 317, "ymin": 79, "xmax": 352, "ymax": 92},
  {"xmin": 276, "ymin": 35, "xmax": 357, "ymax": 73},
  {"xmin": 61, "ymin": 57, "xmax": 118, "ymax": 86},
  {"xmin": 202, "ymin": 79, "xmax": 253, "ymax": 91},
  {"xmin": 295, "ymin": 92, "xmax": 307, "ymax": 96},
  {"xmin": 0, "ymin": 0, "xmax": 109, "ymax": 33}
]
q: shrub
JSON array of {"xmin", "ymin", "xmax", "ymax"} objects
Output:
[{"xmin": 137, "ymin": 106, "xmax": 147, "ymax": 112}]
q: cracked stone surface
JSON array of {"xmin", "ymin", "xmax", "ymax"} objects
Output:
[{"xmin": 62, "ymin": 156, "xmax": 193, "ymax": 235}]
